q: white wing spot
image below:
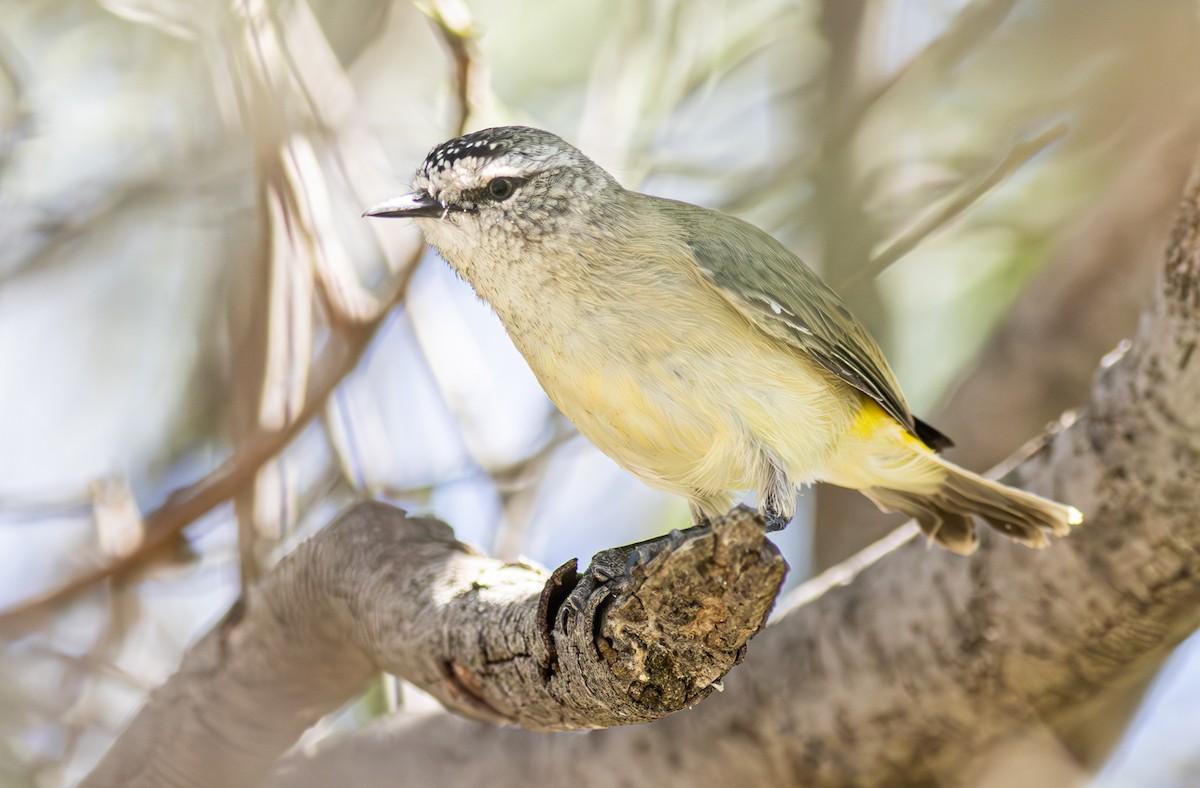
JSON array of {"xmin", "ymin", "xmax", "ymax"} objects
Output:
[
  {"xmin": 748, "ymin": 291, "xmax": 815, "ymax": 335},
  {"xmin": 751, "ymin": 291, "xmax": 787, "ymax": 316}
]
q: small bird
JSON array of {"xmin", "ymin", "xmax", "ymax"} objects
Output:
[{"xmin": 365, "ymin": 126, "xmax": 1081, "ymax": 554}]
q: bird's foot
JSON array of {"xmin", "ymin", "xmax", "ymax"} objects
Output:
[
  {"xmin": 619, "ymin": 519, "xmax": 713, "ymax": 574},
  {"xmin": 762, "ymin": 508, "xmax": 790, "ymax": 532}
]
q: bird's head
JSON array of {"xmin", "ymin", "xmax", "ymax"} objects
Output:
[{"xmin": 365, "ymin": 126, "xmax": 619, "ymax": 259}]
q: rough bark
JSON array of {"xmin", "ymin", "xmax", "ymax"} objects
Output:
[
  {"xmin": 81, "ymin": 505, "xmax": 784, "ymax": 788},
  {"xmin": 255, "ymin": 159, "xmax": 1200, "ymax": 786}
]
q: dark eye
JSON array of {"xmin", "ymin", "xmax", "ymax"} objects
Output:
[{"xmin": 487, "ymin": 177, "xmax": 516, "ymax": 201}]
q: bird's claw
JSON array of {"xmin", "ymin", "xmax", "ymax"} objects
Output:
[{"xmin": 762, "ymin": 508, "xmax": 790, "ymax": 532}]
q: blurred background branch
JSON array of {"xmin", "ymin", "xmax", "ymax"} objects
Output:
[{"xmin": 839, "ymin": 120, "xmax": 1068, "ymax": 290}]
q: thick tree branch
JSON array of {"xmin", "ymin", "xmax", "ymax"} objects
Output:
[
  {"xmin": 255, "ymin": 157, "xmax": 1200, "ymax": 786},
  {"xmin": 81, "ymin": 505, "xmax": 784, "ymax": 788}
]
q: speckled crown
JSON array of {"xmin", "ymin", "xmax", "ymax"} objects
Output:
[{"xmin": 418, "ymin": 126, "xmax": 585, "ymax": 178}]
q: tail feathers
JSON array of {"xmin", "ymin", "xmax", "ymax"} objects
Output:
[
  {"xmin": 865, "ymin": 487, "xmax": 978, "ymax": 554},
  {"xmin": 864, "ymin": 464, "xmax": 1083, "ymax": 556}
]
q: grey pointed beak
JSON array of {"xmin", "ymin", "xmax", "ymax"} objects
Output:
[{"xmin": 362, "ymin": 190, "xmax": 442, "ymax": 219}]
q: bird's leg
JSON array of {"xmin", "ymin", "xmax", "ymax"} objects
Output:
[
  {"xmin": 762, "ymin": 511, "xmax": 790, "ymax": 532},
  {"xmin": 762, "ymin": 490, "xmax": 791, "ymax": 532},
  {"xmin": 580, "ymin": 529, "xmax": 690, "ymax": 583}
]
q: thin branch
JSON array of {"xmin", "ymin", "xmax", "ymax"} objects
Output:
[
  {"xmin": 0, "ymin": 26, "xmax": 31, "ymax": 172},
  {"xmin": 828, "ymin": 0, "xmax": 1021, "ymax": 146},
  {"xmin": 422, "ymin": 0, "xmax": 481, "ymax": 136},
  {"xmin": 491, "ymin": 414, "xmax": 579, "ymax": 559},
  {"xmin": 0, "ymin": 0, "xmax": 482, "ymax": 632},
  {"xmin": 838, "ymin": 121, "xmax": 1068, "ymax": 290},
  {"xmin": 0, "ymin": 262, "xmax": 419, "ymax": 635}
]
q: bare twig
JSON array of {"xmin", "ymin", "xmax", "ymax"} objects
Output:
[
  {"xmin": 0, "ymin": 262, "xmax": 418, "ymax": 634},
  {"xmin": 829, "ymin": 0, "xmax": 1021, "ymax": 146},
  {"xmin": 421, "ymin": 0, "xmax": 481, "ymax": 135},
  {"xmin": 0, "ymin": 0, "xmax": 481, "ymax": 632},
  {"xmin": 0, "ymin": 27, "xmax": 31, "ymax": 170},
  {"xmin": 491, "ymin": 414, "xmax": 579, "ymax": 559},
  {"xmin": 838, "ymin": 122, "xmax": 1069, "ymax": 290}
]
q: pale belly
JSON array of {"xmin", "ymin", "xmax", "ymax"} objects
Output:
[{"xmin": 523, "ymin": 314, "xmax": 860, "ymax": 514}]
